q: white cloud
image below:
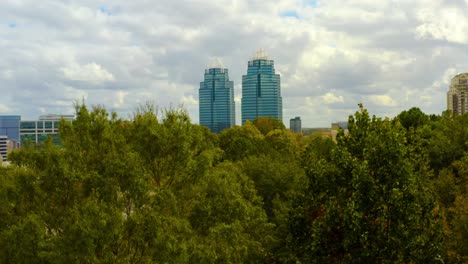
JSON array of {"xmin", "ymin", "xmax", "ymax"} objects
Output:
[
  {"xmin": 0, "ymin": 104, "xmax": 11, "ymax": 112},
  {"xmin": 365, "ymin": 95, "xmax": 398, "ymax": 107},
  {"xmin": 180, "ymin": 95, "xmax": 198, "ymax": 106},
  {"xmin": 321, "ymin": 93, "xmax": 344, "ymax": 104},
  {"xmin": 61, "ymin": 63, "xmax": 115, "ymax": 83},
  {"xmin": 1, "ymin": 70, "xmax": 13, "ymax": 80},
  {"xmin": 416, "ymin": 7, "xmax": 468, "ymax": 44},
  {"xmin": 0, "ymin": 0, "xmax": 467, "ymax": 125},
  {"xmin": 114, "ymin": 90, "xmax": 128, "ymax": 108}
]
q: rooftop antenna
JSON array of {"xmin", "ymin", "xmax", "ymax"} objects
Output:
[
  {"xmin": 252, "ymin": 48, "xmax": 269, "ymax": 60},
  {"xmin": 207, "ymin": 57, "xmax": 225, "ymax": 69}
]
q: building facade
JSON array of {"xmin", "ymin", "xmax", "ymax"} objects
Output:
[
  {"xmin": 242, "ymin": 49, "xmax": 282, "ymax": 124},
  {"xmin": 447, "ymin": 73, "xmax": 468, "ymax": 115},
  {"xmin": 290, "ymin": 117, "xmax": 302, "ymax": 133},
  {"xmin": 0, "ymin": 115, "xmax": 21, "ymax": 144},
  {"xmin": 0, "ymin": 135, "xmax": 7, "ymax": 162},
  {"xmin": 20, "ymin": 115, "xmax": 74, "ymax": 145},
  {"xmin": 199, "ymin": 59, "xmax": 235, "ymax": 133}
]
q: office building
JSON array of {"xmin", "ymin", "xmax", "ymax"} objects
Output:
[
  {"xmin": 290, "ymin": 117, "xmax": 302, "ymax": 133},
  {"xmin": 0, "ymin": 135, "xmax": 7, "ymax": 162},
  {"xmin": 447, "ymin": 73, "xmax": 468, "ymax": 115},
  {"xmin": 20, "ymin": 115, "xmax": 74, "ymax": 145},
  {"xmin": 0, "ymin": 115, "xmax": 21, "ymax": 144},
  {"xmin": 241, "ymin": 49, "xmax": 282, "ymax": 124},
  {"xmin": 199, "ymin": 58, "xmax": 235, "ymax": 133}
]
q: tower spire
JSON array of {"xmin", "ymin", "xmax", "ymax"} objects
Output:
[
  {"xmin": 252, "ymin": 49, "xmax": 269, "ymax": 60},
  {"xmin": 207, "ymin": 57, "xmax": 225, "ymax": 69}
]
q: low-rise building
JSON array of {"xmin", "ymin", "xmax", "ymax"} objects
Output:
[{"xmin": 20, "ymin": 115, "xmax": 74, "ymax": 145}]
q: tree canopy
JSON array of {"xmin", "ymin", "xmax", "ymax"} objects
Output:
[{"xmin": 0, "ymin": 103, "xmax": 466, "ymax": 263}]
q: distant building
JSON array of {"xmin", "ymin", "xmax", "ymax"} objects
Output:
[
  {"xmin": 241, "ymin": 49, "xmax": 282, "ymax": 124},
  {"xmin": 0, "ymin": 115, "xmax": 21, "ymax": 143},
  {"xmin": 447, "ymin": 73, "xmax": 468, "ymax": 115},
  {"xmin": 290, "ymin": 117, "xmax": 302, "ymax": 133},
  {"xmin": 331, "ymin": 121, "xmax": 348, "ymax": 129},
  {"xmin": 199, "ymin": 58, "xmax": 235, "ymax": 133},
  {"xmin": 331, "ymin": 121, "xmax": 349, "ymax": 141},
  {"xmin": 20, "ymin": 115, "xmax": 74, "ymax": 145},
  {"xmin": 39, "ymin": 114, "xmax": 75, "ymax": 121},
  {"xmin": 0, "ymin": 135, "xmax": 7, "ymax": 162},
  {"xmin": 7, "ymin": 140, "xmax": 17, "ymax": 152}
]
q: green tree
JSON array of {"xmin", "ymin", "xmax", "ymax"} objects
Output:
[
  {"xmin": 397, "ymin": 107, "xmax": 429, "ymax": 130},
  {"xmin": 289, "ymin": 105, "xmax": 444, "ymax": 263},
  {"xmin": 252, "ymin": 117, "xmax": 285, "ymax": 135},
  {"xmin": 188, "ymin": 162, "xmax": 275, "ymax": 263},
  {"xmin": 1, "ymin": 102, "xmax": 277, "ymax": 263},
  {"xmin": 219, "ymin": 121, "xmax": 266, "ymax": 161}
]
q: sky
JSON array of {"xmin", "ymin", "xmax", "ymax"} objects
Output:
[{"xmin": 1, "ymin": 0, "xmax": 468, "ymax": 127}]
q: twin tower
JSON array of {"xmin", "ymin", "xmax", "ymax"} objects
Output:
[{"xmin": 199, "ymin": 49, "xmax": 283, "ymax": 133}]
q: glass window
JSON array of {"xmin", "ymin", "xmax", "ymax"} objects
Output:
[
  {"xmin": 21, "ymin": 121, "xmax": 36, "ymax": 129},
  {"xmin": 38, "ymin": 134, "xmax": 49, "ymax": 143}
]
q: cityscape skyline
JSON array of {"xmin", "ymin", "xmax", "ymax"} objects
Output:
[{"xmin": 1, "ymin": 1, "xmax": 468, "ymax": 127}]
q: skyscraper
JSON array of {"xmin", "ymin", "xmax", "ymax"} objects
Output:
[
  {"xmin": 290, "ymin": 117, "xmax": 302, "ymax": 133},
  {"xmin": 199, "ymin": 58, "xmax": 235, "ymax": 133},
  {"xmin": 447, "ymin": 73, "xmax": 468, "ymax": 115},
  {"xmin": 242, "ymin": 49, "xmax": 282, "ymax": 124}
]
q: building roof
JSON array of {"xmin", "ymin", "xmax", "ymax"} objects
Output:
[
  {"xmin": 252, "ymin": 49, "xmax": 269, "ymax": 61},
  {"xmin": 453, "ymin": 73, "xmax": 468, "ymax": 79},
  {"xmin": 207, "ymin": 57, "xmax": 225, "ymax": 69}
]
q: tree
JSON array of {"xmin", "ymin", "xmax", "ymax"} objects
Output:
[
  {"xmin": 1, "ymin": 102, "xmax": 277, "ymax": 263},
  {"xmin": 188, "ymin": 162, "xmax": 275, "ymax": 263},
  {"xmin": 252, "ymin": 117, "xmax": 285, "ymax": 135},
  {"xmin": 219, "ymin": 121, "xmax": 266, "ymax": 161},
  {"xmin": 289, "ymin": 104, "xmax": 444, "ymax": 263},
  {"xmin": 397, "ymin": 107, "xmax": 429, "ymax": 130}
]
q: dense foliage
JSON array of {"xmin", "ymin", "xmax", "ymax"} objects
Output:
[{"xmin": 0, "ymin": 104, "xmax": 466, "ymax": 263}]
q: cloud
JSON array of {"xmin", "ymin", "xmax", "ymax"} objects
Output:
[
  {"xmin": 365, "ymin": 95, "xmax": 398, "ymax": 107},
  {"xmin": 0, "ymin": 0, "xmax": 467, "ymax": 126},
  {"xmin": 61, "ymin": 63, "xmax": 115, "ymax": 83},
  {"xmin": 321, "ymin": 93, "xmax": 344, "ymax": 104},
  {"xmin": 416, "ymin": 7, "xmax": 468, "ymax": 44},
  {"xmin": 0, "ymin": 104, "xmax": 11, "ymax": 112}
]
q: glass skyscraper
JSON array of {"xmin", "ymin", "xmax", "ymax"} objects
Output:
[
  {"xmin": 199, "ymin": 59, "xmax": 235, "ymax": 133},
  {"xmin": 241, "ymin": 49, "xmax": 282, "ymax": 124}
]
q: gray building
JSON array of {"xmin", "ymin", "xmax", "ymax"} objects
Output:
[
  {"xmin": 447, "ymin": 73, "xmax": 468, "ymax": 115},
  {"xmin": 290, "ymin": 117, "xmax": 302, "ymax": 133},
  {"xmin": 0, "ymin": 135, "xmax": 7, "ymax": 162}
]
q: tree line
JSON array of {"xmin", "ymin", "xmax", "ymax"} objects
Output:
[{"xmin": 0, "ymin": 103, "xmax": 466, "ymax": 263}]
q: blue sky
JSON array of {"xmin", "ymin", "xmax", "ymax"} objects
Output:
[{"xmin": 0, "ymin": 0, "xmax": 467, "ymax": 127}]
